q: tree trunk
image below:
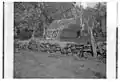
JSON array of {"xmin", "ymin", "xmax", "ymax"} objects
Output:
[
  {"xmin": 43, "ymin": 26, "xmax": 46, "ymax": 39},
  {"xmin": 31, "ymin": 23, "xmax": 37, "ymax": 40},
  {"xmin": 31, "ymin": 30, "xmax": 35, "ymax": 40},
  {"xmin": 79, "ymin": 3, "xmax": 84, "ymax": 37},
  {"xmin": 43, "ymin": 23, "xmax": 47, "ymax": 39},
  {"xmin": 85, "ymin": 16, "xmax": 97, "ymax": 58},
  {"xmin": 89, "ymin": 26, "xmax": 97, "ymax": 57}
]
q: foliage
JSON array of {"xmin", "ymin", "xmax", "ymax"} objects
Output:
[
  {"xmin": 14, "ymin": 2, "xmax": 106, "ymax": 59},
  {"xmin": 73, "ymin": 2, "xmax": 106, "ymax": 57},
  {"xmin": 14, "ymin": 2, "xmax": 42, "ymax": 39},
  {"xmin": 28, "ymin": 39, "xmax": 39, "ymax": 51},
  {"xmin": 14, "ymin": 2, "xmax": 75, "ymax": 40}
]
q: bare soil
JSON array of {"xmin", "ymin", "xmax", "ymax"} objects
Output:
[{"xmin": 14, "ymin": 50, "xmax": 106, "ymax": 78}]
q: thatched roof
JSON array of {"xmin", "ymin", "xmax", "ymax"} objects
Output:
[{"xmin": 47, "ymin": 18, "xmax": 81, "ymax": 31}]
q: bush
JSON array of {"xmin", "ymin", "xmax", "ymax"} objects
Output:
[
  {"xmin": 14, "ymin": 39, "xmax": 30, "ymax": 52},
  {"xmin": 17, "ymin": 28, "xmax": 33, "ymax": 40},
  {"xmin": 28, "ymin": 39, "xmax": 38, "ymax": 51}
]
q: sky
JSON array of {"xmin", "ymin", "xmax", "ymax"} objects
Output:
[{"xmin": 76, "ymin": 2, "xmax": 98, "ymax": 9}]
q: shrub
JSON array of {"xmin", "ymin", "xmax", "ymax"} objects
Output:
[
  {"xmin": 17, "ymin": 28, "xmax": 33, "ymax": 40},
  {"xmin": 28, "ymin": 39, "xmax": 38, "ymax": 51}
]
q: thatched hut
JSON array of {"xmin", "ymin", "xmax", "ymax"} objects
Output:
[{"xmin": 45, "ymin": 17, "xmax": 90, "ymax": 43}]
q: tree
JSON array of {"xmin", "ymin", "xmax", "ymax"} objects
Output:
[
  {"xmin": 94, "ymin": 2, "xmax": 106, "ymax": 33},
  {"xmin": 14, "ymin": 2, "xmax": 41, "ymax": 39},
  {"xmin": 85, "ymin": 16, "xmax": 97, "ymax": 57},
  {"xmin": 74, "ymin": 2, "xmax": 98, "ymax": 57},
  {"xmin": 14, "ymin": 2, "xmax": 52, "ymax": 40}
]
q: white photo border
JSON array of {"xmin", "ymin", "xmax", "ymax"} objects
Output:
[
  {"xmin": 0, "ymin": 0, "xmax": 3, "ymax": 79},
  {"xmin": 118, "ymin": 0, "xmax": 120, "ymax": 79},
  {"xmin": 107, "ymin": 0, "xmax": 117, "ymax": 79},
  {"xmin": 4, "ymin": 2, "xmax": 14, "ymax": 78}
]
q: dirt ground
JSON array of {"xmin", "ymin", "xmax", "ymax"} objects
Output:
[{"xmin": 14, "ymin": 50, "xmax": 106, "ymax": 79}]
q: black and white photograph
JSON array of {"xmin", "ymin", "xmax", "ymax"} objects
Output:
[
  {"xmin": 13, "ymin": 2, "xmax": 107, "ymax": 78},
  {"xmin": 2, "ymin": 0, "xmax": 119, "ymax": 79}
]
